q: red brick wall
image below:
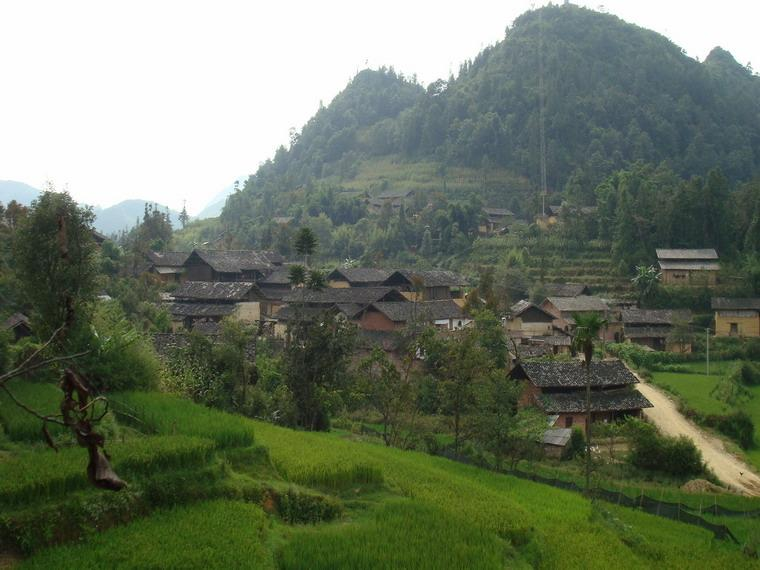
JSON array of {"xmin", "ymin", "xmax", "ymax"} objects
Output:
[{"xmin": 360, "ymin": 311, "xmax": 398, "ymax": 332}]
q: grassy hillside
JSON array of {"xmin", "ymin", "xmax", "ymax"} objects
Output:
[
  {"xmin": 4, "ymin": 387, "xmax": 758, "ymax": 568},
  {"xmin": 651, "ymin": 362, "xmax": 760, "ymax": 471}
]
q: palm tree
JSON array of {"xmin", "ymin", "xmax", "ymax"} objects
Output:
[
  {"xmin": 631, "ymin": 265, "xmax": 661, "ymax": 307},
  {"xmin": 571, "ymin": 312, "xmax": 607, "ymax": 492}
]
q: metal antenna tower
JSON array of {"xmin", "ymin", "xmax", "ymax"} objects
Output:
[{"xmin": 538, "ymin": 9, "xmax": 548, "ymax": 217}]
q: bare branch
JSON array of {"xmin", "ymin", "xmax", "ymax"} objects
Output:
[{"xmin": 0, "ymin": 350, "xmax": 90, "ymax": 387}]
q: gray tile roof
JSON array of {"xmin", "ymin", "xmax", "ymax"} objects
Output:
[
  {"xmin": 189, "ymin": 249, "xmax": 282, "ymax": 273},
  {"xmin": 621, "ymin": 308, "xmax": 689, "ymax": 325},
  {"xmin": 512, "ymin": 360, "xmax": 638, "ymax": 388},
  {"xmin": 711, "ymin": 297, "xmax": 760, "ymax": 311},
  {"xmin": 3, "ymin": 312, "xmax": 30, "ymax": 330},
  {"xmin": 543, "ymin": 428, "xmax": 572, "ymax": 446},
  {"xmin": 146, "ymin": 251, "xmax": 189, "ymax": 267},
  {"xmin": 172, "ymin": 281, "xmax": 262, "ymax": 301},
  {"xmin": 168, "ymin": 303, "xmax": 237, "ymax": 317},
  {"xmin": 536, "ymin": 388, "xmax": 653, "ymax": 413},
  {"xmin": 281, "ymin": 286, "xmax": 407, "ymax": 305},
  {"xmin": 327, "ymin": 267, "xmax": 393, "ymax": 284},
  {"xmin": 656, "ymin": 248, "xmax": 718, "ymax": 260},
  {"xmin": 384, "ymin": 269, "xmax": 468, "ymax": 288},
  {"xmin": 543, "ymin": 283, "xmax": 590, "ymax": 297},
  {"xmin": 259, "ymin": 267, "xmax": 293, "ymax": 285},
  {"xmin": 545, "ymin": 296, "xmax": 608, "ymax": 313},
  {"xmin": 369, "ymin": 300, "xmax": 466, "ymax": 323},
  {"xmin": 510, "ymin": 300, "xmax": 555, "ymax": 320},
  {"xmin": 658, "ymin": 261, "xmax": 720, "ymax": 271}
]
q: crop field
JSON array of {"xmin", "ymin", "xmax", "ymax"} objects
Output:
[
  {"xmin": 111, "ymin": 391, "xmax": 255, "ymax": 448},
  {"xmin": 0, "ymin": 435, "xmax": 213, "ymax": 507},
  {"xmin": 0, "ymin": 380, "xmax": 68, "ymax": 443},
  {"xmin": 5, "ymin": 391, "xmax": 758, "ymax": 568},
  {"xmin": 650, "ymin": 362, "xmax": 760, "ymax": 470},
  {"xmin": 251, "ymin": 420, "xmax": 754, "ymax": 568},
  {"xmin": 21, "ymin": 500, "xmax": 275, "ymax": 569}
]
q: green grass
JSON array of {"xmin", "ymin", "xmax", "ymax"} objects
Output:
[
  {"xmin": 650, "ymin": 371, "xmax": 729, "ymax": 415},
  {"xmin": 21, "ymin": 500, "xmax": 275, "ymax": 569},
  {"xmin": 111, "ymin": 391, "xmax": 255, "ymax": 449},
  {"xmin": 0, "ymin": 435, "xmax": 214, "ymax": 507},
  {"xmin": 651, "ymin": 362, "xmax": 760, "ymax": 471},
  {"xmin": 252, "ymin": 420, "xmax": 754, "ymax": 568},
  {"xmin": 0, "ymin": 380, "xmax": 68, "ymax": 442},
  {"xmin": 279, "ymin": 499, "xmax": 518, "ymax": 570}
]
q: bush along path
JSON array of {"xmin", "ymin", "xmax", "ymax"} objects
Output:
[{"xmin": 636, "ymin": 379, "xmax": 760, "ymax": 496}]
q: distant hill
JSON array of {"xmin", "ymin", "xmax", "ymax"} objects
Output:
[
  {"xmin": 0, "ymin": 180, "xmax": 40, "ymax": 206},
  {"xmin": 195, "ymin": 178, "xmax": 248, "ymax": 220},
  {"xmin": 93, "ymin": 200, "xmax": 182, "ymax": 235},
  {"xmin": 223, "ymin": 3, "xmax": 760, "ymax": 229}
]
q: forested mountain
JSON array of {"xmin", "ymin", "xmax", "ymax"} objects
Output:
[
  {"xmin": 223, "ymin": 4, "xmax": 759, "ymax": 227},
  {"xmin": 93, "ymin": 200, "xmax": 182, "ymax": 235},
  {"xmin": 0, "ymin": 180, "xmax": 41, "ymax": 206}
]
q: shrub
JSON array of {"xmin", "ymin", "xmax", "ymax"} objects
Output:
[
  {"xmin": 562, "ymin": 427, "xmax": 586, "ymax": 460},
  {"xmin": 739, "ymin": 361, "xmax": 760, "ymax": 386},
  {"xmin": 273, "ymin": 488, "xmax": 343, "ymax": 524},
  {"xmin": 627, "ymin": 420, "xmax": 703, "ymax": 478},
  {"xmin": 706, "ymin": 411, "xmax": 755, "ymax": 449}
]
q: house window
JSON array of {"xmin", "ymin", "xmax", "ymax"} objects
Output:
[
  {"xmin": 730, "ymin": 323, "xmax": 739, "ymax": 336},
  {"xmin": 565, "ymin": 416, "xmax": 573, "ymax": 428}
]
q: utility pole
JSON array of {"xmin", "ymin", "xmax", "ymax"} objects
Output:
[{"xmin": 706, "ymin": 328, "xmax": 710, "ymax": 377}]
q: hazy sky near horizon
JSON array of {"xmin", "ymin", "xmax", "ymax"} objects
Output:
[{"xmin": 1, "ymin": 1, "xmax": 758, "ymax": 214}]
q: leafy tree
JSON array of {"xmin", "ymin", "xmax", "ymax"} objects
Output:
[
  {"xmin": 12, "ymin": 190, "xmax": 98, "ymax": 342},
  {"xmin": 357, "ymin": 347, "xmax": 416, "ymax": 447},
  {"xmin": 179, "ymin": 201, "xmax": 190, "ymax": 229},
  {"xmin": 294, "ymin": 227, "xmax": 318, "ymax": 266},
  {"xmin": 283, "ymin": 315, "xmax": 355, "ymax": 430}
]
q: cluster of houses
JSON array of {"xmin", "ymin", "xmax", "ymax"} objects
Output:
[{"xmin": 143, "ymin": 250, "xmax": 470, "ymax": 339}]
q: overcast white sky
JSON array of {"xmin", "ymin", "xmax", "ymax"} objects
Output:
[{"xmin": 1, "ymin": 1, "xmax": 758, "ymax": 214}]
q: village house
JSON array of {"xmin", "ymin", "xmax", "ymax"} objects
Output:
[
  {"xmin": 3, "ymin": 312, "xmax": 32, "ymax": 342},
  {"xmin": 255, "ymin": 266, "xmax": 293, "ymax": 314},
  {"xmin": 354, "ymin": 299, "xmax": 470, "ymax": 332},
  {"xmin": 540, "ymin": 295, "xmax": 619, "ymax": 340},
  {"xmin": 622, "ymin": 308, "xmax": 692, "ymax": 352},
  {"xmin": 368, "ymin": 188, "xmax": 416, "ymax": 213},
  {"xmin": 275, "ymin": 286, "xmax": 408, "ymax": 338},
  {"xmin": 479, "ymin": 207, "xmax": 514, "ymax": 236},
  {"xmin": 167, "ymin": 281, "xmax": 266, "ymax": 331},
  {"xmin": 145, "ymin": 251, "xmax": 189, "ymax": 284},
  {"xmin": 541, "ymin": 283, "xmax": 591, "ymax": 298},
  {"xmin": 382, "ymin": 269, "xmax": 467, "ymax": 301},
  {"xmin": 656, "ymin": 248, "xmax": 719, "ymax": 286},
  {"xmin": 182, "ymin": 249, "xmax": 283, "ymax": 282},
  {"xmin": 326, "ymin": 267, "xmax": 392, "ymax": 288},
  {"xmin": 505, "ymin": 300, "xmax": 556, "ymax": 338},
  {"xmin": 712, "ymin": 297, "xmax": 760, "ymax": 337},
  {"xmin": 508, "ymin": 360, "xmax": 653, "ymax": 433}
]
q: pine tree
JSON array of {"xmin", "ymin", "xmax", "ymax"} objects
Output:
[{"xmin": 179, "ymin": 200, "xmax": 190, "ymax": 229}]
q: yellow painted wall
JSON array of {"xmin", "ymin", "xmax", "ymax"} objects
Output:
[
  {"xmin": 714, "ymin": 313, "xmax": 760, "ymax": 337},
  {"xmin": 234, "ymin": 302, "xmax": 261, "ymax": 323},
  {"xmin": 328, "ymin": 280, "xmax": 350, "ymax": 288}
]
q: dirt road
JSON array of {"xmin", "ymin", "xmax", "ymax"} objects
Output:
[{"xmin": 636, "ymin": 380, "xmax": 760, "ymax": 496}]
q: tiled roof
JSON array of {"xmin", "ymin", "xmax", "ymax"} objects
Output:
[
  {"xmin": 536, "ymin": 388, "xmax": 653, "ymax": 413},
  {"xmin": 327, "ymin": 267, "xmax": 393, "ymax": 284},
  {"xmin": 543, "ymin": 428, "xmax": 572, "ymax": 446},
  {"xmin": 545, "ymin": 296, "xmax": 608, "ymax": 313},
  {"xmin": 483, "ymin": 207, "xmax": 513, "ymax": 217},
  {"xmin": 621, "ymin": 308, "xmax": 690, "ymax": 325},
  {"xmin": 146, "ymin": 251, "xmax": 189, "ymax": 267},
  {"xmin": 384, "ymin": 269, "xmax": 468, "ymax": 288},
  {"xmin": 711, "ymin": 297, "xmax": 760, "ymax": 311},
  {"xmin": 543, "ymin": 283, "xmax": 590, "ymax": 297},
  {"xmin": 172, "ymin": 281, "xmax": 261, "ymax": 301},
  {"xmin": 3, "ymin": 312, "xmax": 30, "ymax": 330},
  {"xmin": 281, "ymin": 286, "xmax": 406, "ymax": 305},
  {"xmin": 656, "ymin": 248, "xmax": 718, "ymax": 260},
  {"xmin": 512, "ymin": 360, "xmax": 638, "ymax": 388},
  {"xmin": 259, "ymin": 267, "xmax": 293, "ymax": 286},
  {"xmin": 168, "ymin": 303, "xmax": 237, "ymax": 317},
  {"xmin": 189, "ymin": 249, "xmax": 281, "ymax": 273},
  {"xmin": 510, "ymin": 300, "xmax": 555, "ymax": 320},
  {"xmin": 368, "ymin": 300, "xmax": 466, "ymax": 323},
  {"xmin": 658, "ymin": 261, "xmax": 720, "ymax": 271}
]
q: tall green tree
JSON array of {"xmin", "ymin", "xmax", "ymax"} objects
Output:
[
  {"xmin": 13, "ymin": 190, "xmax": 98, "ymax": 341},
  {"xmin": 294, "ymin": 227, "xmax": 318, "ymax": 267}
]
